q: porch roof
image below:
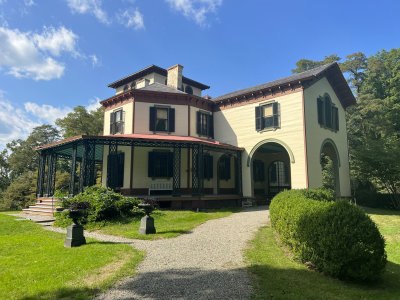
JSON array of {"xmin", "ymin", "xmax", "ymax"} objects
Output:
[{"xmin": 35, "ymin": 134, "xmax": 244, "ymax": 152}]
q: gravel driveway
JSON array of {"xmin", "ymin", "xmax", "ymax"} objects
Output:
[{"xmin": 45, "ymin": 206, "xmax": 269, "ymax": 299}]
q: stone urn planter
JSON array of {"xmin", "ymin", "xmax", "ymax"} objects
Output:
[
  {"xmin": 64, "ymin": 202, "xmax": 90, "ymax": 248},
  {"xmin": 138, "ymin": 202, "xmax": 156, "ymax": 235}
]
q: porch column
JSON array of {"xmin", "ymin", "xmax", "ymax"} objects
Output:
[
  {"xmin": 36, "ymin": 151, "xmax": 46, "ymax": 197},
  {"xmin": 69, "ymin": 144, "xmax": 77, "ymax": 197},
  {"xmin": 172, "ymin": 145, "xmax": 181, "ymax": 196},
  {"xmin": 79, "ymin": 141, "xmax": 96, "ymax": 193},
  {"xmin": 236, "ymin": 150, "xmax": 243, "ymax": 196},
  {"xmin": 45, "ymin": 153, "xmax": 56, "ymax": 197},
  {"xmin": 192, "ymin": 144, "xmax": 204, "ymax": 196}
]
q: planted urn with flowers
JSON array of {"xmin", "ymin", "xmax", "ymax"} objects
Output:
[
  {"xmin": 64, "ymin": 201, "xmax": 90, "ymax": 248},
  {"xmin": 138, "ymin": 198, "xmax": 158, "ymax": 235}
]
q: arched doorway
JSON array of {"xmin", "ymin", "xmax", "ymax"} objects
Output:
[
  {"xmin": 250, "ymin": 141, "xmax": 292, "ymax": 202},
  {"xmin": 320, "ymin": 139, "xmax": 340, "ymax": 196}
]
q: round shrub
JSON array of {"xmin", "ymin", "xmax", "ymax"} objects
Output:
[
  {"xmin": 269, "ymin": 189, "xmax": 387, "ymax": 282},
  {"xmin": 298, "ymin": 200, "xmax": 386, "ymax": 281}
]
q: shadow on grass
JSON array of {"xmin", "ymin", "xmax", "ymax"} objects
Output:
[
  {"xmin": 362, "ymin": 206, "xmax": 400, "ymax": 216},
  {"xmin": 21, "ymin": 286, "xmax": 99, "ymax": 300},
  {"xmin": 155, "ymin": 229, "xmax": 193, "ymax": 235},
  {"xmin": 247, "ymin": 260, "xmax": 400, "ymax": 299}
]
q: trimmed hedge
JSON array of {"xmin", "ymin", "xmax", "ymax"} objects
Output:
[{"xmin": 270, "ymin": 189, "xmax": 387, "ymax": 281}]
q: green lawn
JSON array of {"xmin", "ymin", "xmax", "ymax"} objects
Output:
[
  {"xmin": 245, "ymin": 207, "xmax": 400, "ymax": 300},
  {"xmin": 89, "ymin": 208, "xmax": 240, "ymax": 240},
  {"xmin": 0, "ymin": 213, "xmax": 144, "ymax": 300}
]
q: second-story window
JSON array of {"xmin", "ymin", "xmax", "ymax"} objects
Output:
[
  {"xmin": 149, "ymin": 106, "xmax": 175, "ymax": 132},
  {"xmin": 110, "ymin": 109, "xmax": 124, "ymax": 134},
  {"xmin": 317, "ymin": 93, "xmax": 339, "ymax": 131},
  {"xmin": 196, "ymin": 111, "xmax": 214, "ymax": 138},
  {"xmin": 255, "ymin": 102, "xmax": 280, "ymax": 131}
]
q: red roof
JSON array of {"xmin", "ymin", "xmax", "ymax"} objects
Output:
[
  {"xmin": 106, "ymin": 133, "xmax": 242, "ymax": 149},
  {"xmin": 36, "ymin": 134, "xmax": 243, "ymax": 151}
]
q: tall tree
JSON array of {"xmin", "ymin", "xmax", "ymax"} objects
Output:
[
  {"xmin": 292, "ymin": 54, "xmax": 341, "ymax": 73},
  {"xmin": 6, "ymin": 124, "xmax": 60, "ymax": 178},
  {"xmin": 55, "ymin": 106, "xmax": 104, "ymax": 138},
  {"xmin": 341, "ymin": 52, "xmax": 367, "ymax": 95}
]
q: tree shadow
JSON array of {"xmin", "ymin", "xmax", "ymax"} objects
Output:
[
  {"xmin": 21, "ymin": 286, "xmax": 98, "ymax": 300},
  {"xmin": 97, "ymin": 267, "xmax": 252, "ymax": 299}
]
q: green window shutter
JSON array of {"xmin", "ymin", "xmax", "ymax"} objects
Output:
[
  {"xmin": 273, "ymin": 102, "xmax": 279, "ymax": 128},
  {"xmin": 255, "ymin": 106, "xmax": 262, "ymax": 131},
  {"xmin": 110, "ymin": 112, "xmax": 116, "ymax": 134},
  {"xmin": 204, "ymin": 155, "xmax": 213, "ymax": 179},
  {"xmin": 196, "ymin": 111, "xmax": 201, "ymax": 134},
  {"xmin": 333, "ymin": 107, "xmax": 339, "ymax": 131},
  {"xmin": 208, "ymin": 114, "xmax": 214, "ymax": 138},
  {"xmin": 149, "ymin": 107, "xmax": 156, "ymax": 131},
  {"xmin": 167, "ymin": 152, "xmax": 173, "ymax": 177},
  {"xmin": 317, "ymin": 97, "xmax": 324, "ymax": 125},
  {"xmin": 148, "ymin": 152, "xmax": 155, "ymax": 177},
  {"xmin": 117, "ymin": 152, "xmax": 124, "ymax": 187},
  {"xmin": 168, "ymin": 108, "xmax": 175, "ymax": 132},
  {"xmin": 325, "ymin": 98, "xmax": 332, "ymax": 128}
]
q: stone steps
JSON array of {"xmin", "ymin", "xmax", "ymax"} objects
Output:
[{"xmin": 23, "ymin": 197, "xmax": 60, "ymax": 216}]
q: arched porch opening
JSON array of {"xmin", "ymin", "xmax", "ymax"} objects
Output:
[
  {"xmin": 250, "ymin": 141, "xmax": 292, "ymax": 203},
  {"xmin": 320, "ymin": 138, "xmax": 340, "ymax": 196}
]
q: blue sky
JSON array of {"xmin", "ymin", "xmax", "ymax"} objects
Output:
[{"xmin": 0, "ymin": 0, "xmax": 399, "ymax": 148}]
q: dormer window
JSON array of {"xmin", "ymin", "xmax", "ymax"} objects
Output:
[
  {"xmin": 185, "ymin": 86, "xmax": 193, "ymax": 95},
  {"xmin": 123, "ymin": 85, "xmax": 129, "ymax": 92}
]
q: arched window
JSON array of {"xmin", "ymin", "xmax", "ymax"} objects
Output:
[
  {"xmin": 130, "ymin": 82, "xmax": 136, "ymax": 89},
  {"xmin": 123, "ymin": 85, "xmax": 129, "ymax": 92},
  {"xmin": 185, "ymin": 85, "xmax": 193, "ymax": 95}
]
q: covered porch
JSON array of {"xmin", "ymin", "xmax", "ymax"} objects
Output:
[{"xmin": 35, "ymin": 134, "xmax": 244, "ymax": 208}]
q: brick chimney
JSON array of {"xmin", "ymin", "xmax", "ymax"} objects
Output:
[{"xmin": 167, "ymin": 64, "xmax": 184, "ymax": 90}]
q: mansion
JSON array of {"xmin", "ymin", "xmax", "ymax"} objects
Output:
[{"xmin": 31, "ymin": 62, "xmax": 355, "ymax": 210}]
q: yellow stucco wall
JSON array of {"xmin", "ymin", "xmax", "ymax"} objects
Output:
[
  {"xmin": 134, "ymin": 102, "xmax": 188, "ymax": 136},
  {"xmin": 303, "ymin": 77, "xmax": 351, "ymax": 196},
  {"xmin": 214, "ymin": 91, "xmax": 307, "ymax": 197},
  {"xmin": 103, "ymin": 102, "xmax": 133, "ymax": 135}
]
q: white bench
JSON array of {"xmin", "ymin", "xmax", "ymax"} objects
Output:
[{"xmin": 148, "ymin": 181, "xmax": 173, "ymax": 195}]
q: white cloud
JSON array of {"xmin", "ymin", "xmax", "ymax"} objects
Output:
[
  {"xmin": 0, "ymin": 93, "xmax": 40, "ymax": 148},
  {"xmin": 24, "ymin": 0, "xmax": 35, "ymax": 6},
  {"xmin": 33, "ymin": 26, "xmax": 78, "ymax": 57},
  {"xmin": 117, "ymin": 8, "xmax": 144, "ymax": 30},
  {"xmin": 0, "ymin": 26, "xmax": 80, "ymax": 80},
  {"xmin": 24, "ymin": 102, "xmax": 72, "ymax": 124},
  {"xmin": 166, "ymin": 0, "xmax": 222, "ymax": 26},
  {"xmin": 89, "ymin": 54, "xmax": 100, "ymax": 67},
  {"xmin": 66, "ymin": 0, "xmax": 110, "ymax": 24},
  {"xmin": 0, "ymin": 92, "xmax": 103, "ymax": 149},
  {"xmin": 86, "ymin": 97, "xmax": 101, "ymax": 111}
]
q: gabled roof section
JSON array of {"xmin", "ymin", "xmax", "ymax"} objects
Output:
[
  {"xmin": 138, "ymin": 82, "xmax": 187, "ymax": 94},
  {"xmin": 107, "ymin": 64, "xmax": 210, "ymax": 90},
  {"xmin": 212, "ymin": 63, "xmax": 356, "ymax": 109}
]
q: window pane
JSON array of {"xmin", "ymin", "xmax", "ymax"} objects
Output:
[
  {"xmin": 262, "ymin": 105, "xmax": 273, "ymax": 117},
  {"xmin": 157, "ymin": 108, "xmax": 168, "ymax": 119},
  {"xmin": 156, "ymin": 119, "xmax": 167, "ymax": 131},
  {"xmin": 264, "ymin": 117, "xmax": 274, "ymax": 128}
]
